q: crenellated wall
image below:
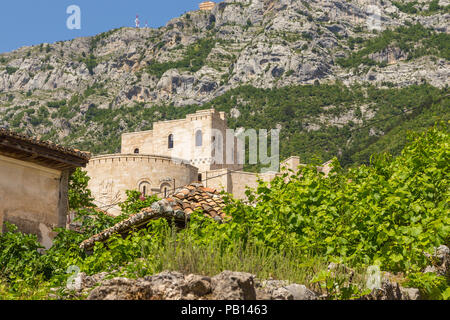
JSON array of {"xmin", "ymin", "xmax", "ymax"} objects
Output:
[{"xmin": 85, "ymin": 154, "xmax": 198, "ymax": 215}]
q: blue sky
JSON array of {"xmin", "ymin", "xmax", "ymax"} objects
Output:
[{"xmin": 0, "ymin": 0, "xmax": 205, "ymax": 53}]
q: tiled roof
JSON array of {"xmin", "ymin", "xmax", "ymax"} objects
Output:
[
  {"xmin": 0, "ymin": 128, "xmax": 91, "ymax": 161},
  {"xmin": 79, "ymin": 183, "xmax": 229, "ymax": 251}
]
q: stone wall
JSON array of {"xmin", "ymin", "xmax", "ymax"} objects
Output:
[
  {"xmin": 0, "ymin": 204, "xmax": 3, "ymax": 233},
  {"xmin": 202, "ymin": 157, "xmax": 331, "ymax": 200},
  {"xmin": 203, "ymin": 168, "xmax": 231, "ymax": 194},
  {"xmin": 85, "ymin": 154, "xmax": 198, "ymax": 215},
  {"xmin": 0, "ymin": 155, "xmax": 65, "ymax": 248},
  {"xmin": 121, "ymin": 129, "xmax": 154, "ymax": 155},
  {"xmin": 230, "ymin": 171, "xmax": 278, "ymax": 199},
  {"xmin": 203, "ymin": 168, "xmax": 279, "ymax": 200},
  {"xmin": 199, "ymin": 1, "xmax": 215, "ymax": 11}
]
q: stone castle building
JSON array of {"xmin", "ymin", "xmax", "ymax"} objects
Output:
[
  {"xmin": 86, "ymin": 109, "xmax": 331, "ymax": 215},
  {"xmin": 199, "ymin": 1, "xmax": 216, "ymax": 11}
]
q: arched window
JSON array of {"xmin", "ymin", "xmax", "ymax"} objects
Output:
[
  {"xmin": 139, "ymin": 181, "xmax": 151, "ymax": 196},
  {"xmin": 195, "ymin": 130, "xmax": 202, "ymax": 147},
  {"xmin": 168, "ymin": 134, "xmax": 174, "ymax": 149},
  {"xmin": 160, "ymin": 183, "xmax": 172, "ymax": 198},
  {"xmin": 134, "ymin": 148, "xmax": 139, "ymax": 154}
]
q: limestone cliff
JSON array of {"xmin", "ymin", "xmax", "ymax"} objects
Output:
[{"xmin": 0, "ymin": 0, "xmax": 448, "ymax": 159}]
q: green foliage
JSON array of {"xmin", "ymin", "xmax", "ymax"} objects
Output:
[
  {"xmin": 146, "ymin": 38, "xmax": 216, "ymax": 78},
  {"xmin": 46, "ymin": 100, "xmax": 67, "ymax": 109},
  {"xmin": 405, "ymin": 272, "xmax": 449, "ymax": 300},
  {"xmin": 84, "ymin": 54, "xmax": 98, "ymax": 75},
  {"xmin": 0, "ymin": 223, "xmax": 49, "ymax": 285},
  {"xmin": 393, "ymin": 0, "xmax": 449, "ymax": 15},
  {"xmin": 40, "ymin": 82, "xmax": 448, "ymax": 169},
  {"xmin": 119, "ymin": 190, "xmax": 159, "ymax": 215},
  {"xmin": 6, "ymin": 66, "xmax": 18, "ymax": 75},
  {"xmin": 337, "ymin": 23, "xmax": 449, "ymax": 69},
  {"xmin": 311, "ymin": 269, "xmax": 371, "ymax": 300},
  {"xmin": 238, "ymin": 125, "xmax": 449, "ymax": 272},
  {"xmin": 68, "ymin": 168, "xmax": 95, "ymax": 210},
  {"xmin": 0, "ymin": 126, "xmax": 448, "ymax": 299},
  {"xmin": 392, "ymin": 1, "xmax": 419, "ymax": 14}
]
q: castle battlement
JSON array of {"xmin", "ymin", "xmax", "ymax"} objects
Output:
[
  {"xmin": 199, "ymin": 1, "xmax": 215, "ymax": 11},
  {"xmin": 88, "ymin": 154, "xmax": 197, "ymax": 170}
]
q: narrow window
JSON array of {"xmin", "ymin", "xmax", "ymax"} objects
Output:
[
  {"xmin": 160, "ymin": 183, "xmax": 171, "ymax": 198},
  {"xmin": 134, "ymin": 148, "xmax": 139, "ymax": 154},
  {"xmin": 195, "ymin": 130, "xmax": 202, "ymax": 147},
  {"xmin": 198, "ymin": 173, "xmax": 202, "ymax": 182},
  {"xmin": 168, "ymin": 134, "xmax": 174, "ymax": 149},
  {"xmin": 139, "ymin": 181, "xmax": 151, "ymax": 196}
]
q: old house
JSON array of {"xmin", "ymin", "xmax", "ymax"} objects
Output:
[{"xmin": 0, "ymin": 128, "xmax": 90, "ymax": 248}]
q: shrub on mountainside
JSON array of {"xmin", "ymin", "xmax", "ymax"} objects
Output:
[
  {"xmin": 337, "ymin": 23, "xmax": 450, "ymax": 69},
  {"xmin": 146, "ymin": 38, "xmax": 216, "ymax": 78}
]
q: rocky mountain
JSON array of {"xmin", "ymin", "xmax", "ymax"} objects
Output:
[{"xmin": 0, "ymin": 0, "xmax": 448, "ymax": 164}]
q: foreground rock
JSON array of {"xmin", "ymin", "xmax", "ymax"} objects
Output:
[
  {"xmin": 83, "ymin": 270, "xmax": 321, "ymax": 300},
  {"xmin": 66, "ymin": 269, "xmax": 424, "ymax": 300},
  {"xmin": 360, "ymin": 275, "xmax": 421, "ymax": 300}
]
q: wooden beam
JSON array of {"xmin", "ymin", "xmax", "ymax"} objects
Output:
[{"xmin": 0, "ymin": 137, "xmax": 87, "ymax": 169}]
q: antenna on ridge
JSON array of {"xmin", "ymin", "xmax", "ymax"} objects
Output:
[{"xmin": 135, "ymin": 14, "xmax": 140, "ymax": 28}]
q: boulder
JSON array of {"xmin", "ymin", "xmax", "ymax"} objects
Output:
[
  {"xmin": 211, "ymin": 271, "xmax": 257, "ymax": 300},
  {"xmin": 284, "ymin": 284, "xmax": 318, "ymax": 300},
  {"xmin": 87, "ymin": 277, "xmax": 153, "ymax": 300}
]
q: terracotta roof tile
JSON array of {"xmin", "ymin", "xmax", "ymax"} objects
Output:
[{"xmin": 79, "ymin": 183, "xmax": 229, "ymax": 251}]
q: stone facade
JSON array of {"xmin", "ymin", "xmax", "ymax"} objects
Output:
[
  {"xmin": 199, "ymin": 1, "xmax": 215, "ymax": 11},
  {"xmin": 121, "ymin": 109, "xmax": 242, "ymax": 173},
  {"xmin": 201, "ymin": 156, "xmax": 332, "ymax": 200},
  {"xmin": 0, "ymin": 206, "xmax": 3, "ymax": 233},
  {"xmin": 87, "ymin": 109, "xmax": 332, "ymax": 214},
  {"xmin": 86, "ymin": 154, "xmax": 198, "ymax": 216}
]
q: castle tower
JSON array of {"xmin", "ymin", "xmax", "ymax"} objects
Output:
[
  {"xmin": 199, "ymin": 1, "xmax": 215, "ymax": 11},
  {"xmin": 121, "ymin": 109, "xmax": 243, "ymax": 176}
]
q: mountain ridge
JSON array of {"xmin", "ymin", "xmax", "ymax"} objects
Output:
[{"xmin": 0, "ymin": 0, "xmax": 448, "ymax": 167}]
